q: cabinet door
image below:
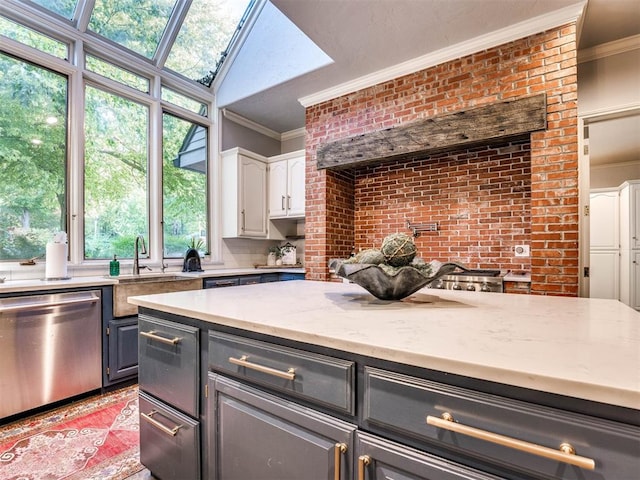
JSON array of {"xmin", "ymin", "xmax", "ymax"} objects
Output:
[
  {"xmin": 209, "ymin": 374, "xmax": 355, "ymax": 480},
  {"xmin": 240, "ymin": 155, "xmax": 267, "ymax": 237},
  {"xmin": 356, "ymin": 432, "xmax": 503, "ymax": 480},
  {"xmin": 589, "ymin": 251, "xmax": 619, "ymax": 300},
  {"xmin": 287, "ymin": 156, "xmax": 305, "ymax": 217},
  {"xmin": 589, "ymin": 190, "xmax": 619, "ymax": 249},
  {"xmin": 269, "ymin": 160, "xmax": 288, "ymax": 218},
  {"xmin": 106, "ymin": 316, "xmax": 138, "ymax": 384}
]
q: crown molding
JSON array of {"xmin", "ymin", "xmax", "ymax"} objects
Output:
[
  {"xmin": 281, "ymin": 127, "xmax": 306, "ymax": 141},
  {"xmin": 299, "ymin": 1, "xmax": 586, "ymax": 107},
  {"xmin": 578, "ymin": 34, "xmax": 640, "ymax": 64},
  {"xmin": 590, "ymin": 159, "xmax": 640, "ymax": 171},
  {"xmin": 222, "ymin": 108, "xmax": 281, "ymax": 140}
]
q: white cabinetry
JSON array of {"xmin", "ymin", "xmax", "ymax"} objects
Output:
[
  {"xmin": 221, "ymin": 148, "xmax": 267, "ymax": 238},
  {"xmin": 590, "ymin": 180, "xmax": 640, "ymax": 309},
  {"xmin": 268, "ymin": 150, "xmax": 305, "ymax": 219},
  {"xmin": 619, "ymin": 180, "xmax": 640, "ymax": 309},
  {"xmin": 589, "ymin": 189, "xmax": 619, "ymax": 300}
]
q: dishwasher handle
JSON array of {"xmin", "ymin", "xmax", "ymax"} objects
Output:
[{"xmin": 0, "ymin": 292, "xmax": 99, "ymax": 314}]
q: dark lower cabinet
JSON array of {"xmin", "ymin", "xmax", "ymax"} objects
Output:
[
  {"xmin": 139, "ymin": 391, "xmax": 200, "ymax": 480},
  {"xmin": 209, "ymin": 374, "xmax": 355, "ymax": 480},
  {"xmin": 105, "ymin": 316, "xmax": 138, "ymax": 384},
  {"xmin": 356, "ymin": 432, "xmax": 503, "ymax": 480}
]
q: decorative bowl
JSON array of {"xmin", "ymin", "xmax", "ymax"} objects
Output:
[{"xmin": 335, "ymin": 261, "xmax": 464, "ymax": 300}]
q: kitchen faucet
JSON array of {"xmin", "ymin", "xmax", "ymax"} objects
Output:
[{"xmin": 133, "ymin": 235, "xmax": 150, "ymax": 275}]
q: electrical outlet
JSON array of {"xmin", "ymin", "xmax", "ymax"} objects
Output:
[{"xmin": 514, "ymin": 245, "xmax": 530, "ymax": 257}]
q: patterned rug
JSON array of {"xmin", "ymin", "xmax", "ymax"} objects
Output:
[{"xmin": 0, "ymin": 385, "xmax": 142, "ymax": 480}]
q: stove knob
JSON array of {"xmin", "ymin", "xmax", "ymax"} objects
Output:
[
  {"xmin": 452, "ymin": 284, "xmax": 462, "ymax": 290},
  {"xmin": 466, "ymin": 284, "xmax": 476, "ymax": 291},
  {"xmin": 480, "ymin": 283, "xmax": 491, "ymax": 292},
  {"xmin": 435, "ymin": 281, "xmax": 445, "ymax": 289}
]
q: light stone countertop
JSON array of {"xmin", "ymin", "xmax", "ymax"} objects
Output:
[
  {"xmin": 0, "ymin": 268, "xmax": 304, "ymax": 294},
  {"xmin": 129, "ymin": 280, "xmax": 640, "ymax": 410}
]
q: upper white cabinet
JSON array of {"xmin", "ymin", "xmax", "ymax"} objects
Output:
[
  {"xmin": 221, "ymin": 148, "xmax": 268, "ymax": 238},
  {"xmin": 268, "ymin": 150, "xmax": 305, "ymax": 219},
  {"xmin": 589, "ymin": 189, "xmax": 619, "ymax": 250}
]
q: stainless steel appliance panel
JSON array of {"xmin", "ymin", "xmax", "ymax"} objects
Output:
[{"xmin": 0, "ymin": 290, "xmax": 102, "ymax": 419}]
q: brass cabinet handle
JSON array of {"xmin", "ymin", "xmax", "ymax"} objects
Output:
[
  {"xmin": 228, "ymin": 355, "xmax": 296, "ymax": 381},
  {"xmin": 358, "ymin": 455, "xmax": 371, "ymax": 480},
  {"xmin": 334, "ymin": 443, "xmax": 347, "ymax": 480},
  {"xmin": 427, "ymin": 413, "xmax": 595, "ymax": 470},
  {"xmin": 140, "ymin": 330, "xmax": 181, "ymax": 345},
  {"xmin": 141, "ymin": 410, "xmax": 182, "ymax": 437}
]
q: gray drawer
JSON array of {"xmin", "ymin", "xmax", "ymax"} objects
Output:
[
  {"xmin": 139, "ymin": 391, "xmax": 200, "ymax": 480},
  {"xmin": 363, "ymin": 367, "xmax": 640, "ymax": 480},
  {"xmin": 209, "ymin": 331, "xmax": 355, "ymax": 414},
  {"xmin": 139, "ymin": 314, "xmax": 199, "ymax": 417}
]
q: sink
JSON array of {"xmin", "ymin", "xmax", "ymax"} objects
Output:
[{"xmin": 112, "ymin": 274, "xmax": 202, "ymax": 317}]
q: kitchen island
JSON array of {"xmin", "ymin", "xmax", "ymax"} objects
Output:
[{"xmin": 129, "ymin": 280, "xmax": 639, "ymax": 480}]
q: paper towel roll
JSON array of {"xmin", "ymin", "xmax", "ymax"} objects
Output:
[{"xmin": 45, "ymin": 242, "xmax": 68, "ymax": 279}]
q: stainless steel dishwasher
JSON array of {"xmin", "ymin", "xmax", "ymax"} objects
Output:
[{"xmin": 0, "ymin": 290, "xmax": 102, "ymax": 419}]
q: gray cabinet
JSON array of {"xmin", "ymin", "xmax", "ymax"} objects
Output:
[
  {"xmin": 139, "ymin": 391, "xmax": 200, "ymax": 480},
  {"xmin": 203, "ymin": 272, "xmax": 305, "ymax": 289},
  {"xmin": 208, "ymin": 374, "xmax": 355, "ymax": 480},
  {"xmin": 138, "ymin": 313, "xmax": 201, "ymax": 479},
  {"xmin": 135, "ymin": 307, "xmax": 638, "ymax": 480},
  {"xmin": 356, "ymin": 432, "xmax": 503, "ymax": 480},
  {"xmin": 106, "ymin": 316, "xmax": 138, "ymax": 383},
  {"xmin": 362, "ymin": 367, "xmax": 640, "ymax": 480}
]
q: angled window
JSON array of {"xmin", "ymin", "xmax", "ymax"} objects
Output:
[
  {"xmin": 164, "ymin": 0, "xmax": 253, "ymax": 83},
  {"xmin": 84, "ymin": 86, "xmax": 149, "ymax": 260},
  {"xmin": 0, "ymin": 52, "xmax": 68, "ymax": 261},
  {"xmin": 161, "ymin": 86, "xmax": 207, "ymax": 116},
  {"xmin": 85, "ymin": 54, "xmax": 150, "ymax": 93},
  {"xmin": 28, "ymin": 0, "xmax": 78, "ymax": 20},
  {"xmin": 162, "ymin": 113, "xmax": 207, "ymax": 258},
  {"xmin": 88, "ymin": 0, "xmax": 178, "ymax": 59},
  {"xmin": 0, "ymin": 16, "xmax": 68, "ymax": 59}
]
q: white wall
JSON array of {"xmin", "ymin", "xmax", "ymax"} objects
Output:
[{"xmin": 578, "ymin": 46, "xmax": 640, "ymax": 189}]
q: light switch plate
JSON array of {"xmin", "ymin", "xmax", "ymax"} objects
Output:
[{"xmin": 515, "ymin": 245, "xmax": 530, "ymax": 257}]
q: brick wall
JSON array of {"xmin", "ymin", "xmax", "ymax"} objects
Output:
[{"xmin": 305, "ymin": 24, "xmax": 578, "ymax": 296}]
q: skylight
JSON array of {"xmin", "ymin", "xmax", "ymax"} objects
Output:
[
  {"xmin": 88, "ymin": 0, "xmax": 178, "ymax": 59},
  {"xmin": 18, "ymin": 0, "xmax": 254, "ymax": 86},
  {"xmin": 165, "ymin": 0, "xmax": 253, "ymax": 84}
]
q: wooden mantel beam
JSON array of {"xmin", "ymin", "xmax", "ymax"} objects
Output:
[{"xmin": 316, "ymin": 94, "xmax": 546, "ymax": 170}]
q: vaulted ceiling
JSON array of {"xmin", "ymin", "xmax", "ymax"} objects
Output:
[{"xmin": 218, "ymin": 0, "xmax": 640, "ymax": 134}]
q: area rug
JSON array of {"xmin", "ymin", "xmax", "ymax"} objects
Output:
[{"xmin": 0, "ymin": 385, "xmax": 143, "ymax": 480}]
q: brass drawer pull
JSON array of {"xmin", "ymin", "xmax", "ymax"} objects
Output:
[
  {"xmin": 427, "ymin": 413, "xmax": 595, "ymax": 470},
  {"xmin": 140, "ymin": 330, "xmax": 181, "ymax": 345},
  {"xmin": 334, "ymin": 443, "xmax": 347, "ymax": 480},
  {"xmin": 141, "ymin": 410, "xmax": 182, "ymax": 436},
  {"xmin": 228, "ymin": 355, "xmax": 296, "ymax": 381},
  {"xmin": 358, "ymin": 455, "xmax": 371, "ymax": 480}
]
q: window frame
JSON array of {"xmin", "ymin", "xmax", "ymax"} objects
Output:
[{"xmin": 0, "ymin": 2, "xmax": 220, "ymax": 272}]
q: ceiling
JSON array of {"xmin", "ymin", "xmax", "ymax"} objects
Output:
[{"xmin": 220, "ymin": 0, "xmax": 640, "ymax": 135}]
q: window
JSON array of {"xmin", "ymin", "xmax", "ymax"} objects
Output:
[
  {"xmin": 0, "ymin": 52, "xmax": 68, "ymax": 260},
  {"xmin": 162, "ymin": 113, "xmax": 208, "ymax": 257},
  {"xmin": 84, "ymin": 85, "xmax": 149, "ymax": 260},
  {"xmin": 88, "ymin": 0, "xmax": 178, "ymax": 59},
  {"xmin": 0, "ymin": 16, "xmax": 67, "ymax": 59},
  {"xmin": 85, "ymin": 54, "xmax": 149, "ymax": 93},
  {"xmin": 164, "ymin": 0, "xmax": 253, "ymax": 83}
]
